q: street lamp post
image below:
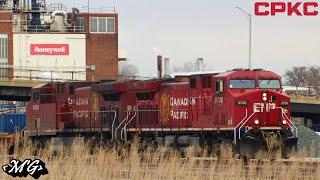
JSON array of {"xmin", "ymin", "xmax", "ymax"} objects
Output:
[
  {"xmin": 88, "ymin": 0, "xmax": 90, "ymax": 14},
  {"xmin": 236, "ymin": 7, "xmax": 252, "ymax": 70}
]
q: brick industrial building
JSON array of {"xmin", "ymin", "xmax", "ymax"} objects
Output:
[{"xmin": 0, "ymin": 0, "xmax": 119, "ymax": 81}]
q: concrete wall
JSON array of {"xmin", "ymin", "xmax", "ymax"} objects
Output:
[{"xmin": 13, "ymin": 34, "xmax": 86, "ymax": 80}]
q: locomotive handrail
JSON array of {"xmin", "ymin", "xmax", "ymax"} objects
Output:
[
  {"xmin": 189, "ymin": 96, "xmax": 213, "ymax": 99},
  {"xmin": 121, "ymin": 111, "xmax": 137, "ymax": 141},
  {"xmin": 129, "ymin": 109, "xmax": 189, "ymax": 112},
  {"xmin": 56, "ymin": 110, "xmax": 117, "ymax": 114},
  {"xmin": 114, "ymin": 112, "xmax": 129, "ymax": 141},
  {"xmin": 238, "ymin": 112, "xmax": 256, "ymax": 141},
  {"xmin": 277, "ymin": 107, "xmax": 298, "ymax": 138},
  {"xmin": 234, "ymin": 109, "xmax": 248, "ymax": 144},
  {"xmin": 110, "ymin": 110, "xmax": 117, "ymax": 141}
]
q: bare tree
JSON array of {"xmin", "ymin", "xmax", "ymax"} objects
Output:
[
  {"xmin": 285, "ymin": 66, "xmax": 320, "ymax": 95},
  {"xmin": 305, "ymin": 66, "xmax": 320, "ymax": 94},
  {"xmin": 285, "ymin": 66, "xmax": 307, "ymax": 87},
  {"xmin": 119, "ymin": 62, "xmax": 139, "ymax": 81}
]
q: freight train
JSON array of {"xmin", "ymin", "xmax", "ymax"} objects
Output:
[{"xmin": 25, "ymin": 69, "xmax": 298, "ymax": 156}]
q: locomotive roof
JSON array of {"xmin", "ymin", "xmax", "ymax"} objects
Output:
[
  {"xmin": 215, "ymin": 70, "xmax": 281, "ymax": 79},
  {"xmin": 92, "ymin": 81, "xmax": 127, "ymax": 92},
  {"xmin": 171, "ymin": 71, "xmax": 221, "ymax": 77}
]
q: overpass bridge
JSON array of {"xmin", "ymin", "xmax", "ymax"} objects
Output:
[
  {"xmin": 0, "ymin": 66, "xmax": 87, "ymax": 101},
  {"xmin": 290, "ymin": 96, "xmax": 320, "ymax": 131},
  {"xmin": 0, "ymin": 79, "xmax": 39, "ymax": 101}
]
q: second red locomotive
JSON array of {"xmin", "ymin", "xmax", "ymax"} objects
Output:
[{"xmin": 26, "ymin": 69, "xmax": 297, "ymax": 156}]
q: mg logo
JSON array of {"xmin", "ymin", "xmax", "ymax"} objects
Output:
[{"xmin": 254, "ymin": 103, "xmax": 276, "ymax": 113}]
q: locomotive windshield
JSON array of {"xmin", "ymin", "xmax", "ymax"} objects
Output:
[
  {"xmin": 229, "ymin": 80, "xmax": 255, "ymax": 89},
  {"xmin": 258, "ymin": 79, "xmax": 281, "ymax": 89}
]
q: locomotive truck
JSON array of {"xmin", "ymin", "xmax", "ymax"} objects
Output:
[{"xmin": 25, "ymin": 69, "xmax": 298, "ymax": 156}]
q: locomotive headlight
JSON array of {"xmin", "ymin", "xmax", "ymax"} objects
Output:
[
  {"xmin": 262, "ymin": 93, "xmax": 267, "ymax": 101},
  {"xmin": 254, "ymin": 119, "xmax": 260, "ymax": 125},
  {"xmin": 281, "ymin": 120, "xmax": 287, "ymax": 125}
]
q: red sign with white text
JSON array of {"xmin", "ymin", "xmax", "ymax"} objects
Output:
[
  {"xmin": 255, "ymin": 2, "xmax": 319, "ymax": 16},
  {"xmin": 30, "ymin": 44, "xmax": 69, "ymax": 55}
]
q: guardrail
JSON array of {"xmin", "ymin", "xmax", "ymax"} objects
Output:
[
  {"xmin": 0, "ymin": 66, "xmax": 87, "ymax": 81},
  {"xmin": 14, "ymin": 25, "xmax": 86, "ymax": 33},
  {"xmin": 283, "ymin": 85, "xmax": 320, "ymax": 96},
  {"xmin": 80, "ymin": 6, "xmax": 116, "ymax": 13}
]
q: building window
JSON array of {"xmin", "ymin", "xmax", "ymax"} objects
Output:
[
  {"xmin": 0, "ymin": 34, "xmax": 8, "ymax": 62},
  {"xmin": 0, "ymin": 34, "xmax": 8, "ymax": 77},
  {"xmin": 107, "ymin": 18, "xmax": 115, "ymax": 33},
  {"xmin": 90, "ymin": 17, "xmax": 98, "ymax": 32},
  {"xmin": 90, "ymin": 17, "xmax": 115, "ymax": 33},
  {"xmin": 75, "ymin": 17, "xmax": 85, "ymax": 32}
]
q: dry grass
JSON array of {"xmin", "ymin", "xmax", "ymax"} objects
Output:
[{"xmin": 0, "ymin": 135, "xmax": 319, "ymax": 180}]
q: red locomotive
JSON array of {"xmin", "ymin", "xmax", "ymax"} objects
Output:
[{"xmin": 26, "ymin": 69, "xmax": 297, "ymax": 156}]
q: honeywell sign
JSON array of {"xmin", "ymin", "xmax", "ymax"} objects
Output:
[{"xmin": 30, "ymin": 44, "xmax": 70, "ymax": 55}]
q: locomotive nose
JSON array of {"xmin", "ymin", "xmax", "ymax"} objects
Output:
[
  {"xmin": 252, "ymin": 90, "xmax": 289, "ymax": 127},
  {"xmin": 235, "ymin": 90, "xmax": 289, "ymax": 128}
]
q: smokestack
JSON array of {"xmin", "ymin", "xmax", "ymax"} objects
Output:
[
  {"xmin": 196, "ymin": 58, "xmax": 204, "ymax": 72},
  {"xmin": 164, "ymin": 58, "xmax": 170, "ymax": 78},
  {"xmin": 157, "ymin": 55, "xmax": 163, "ymax": 79}
]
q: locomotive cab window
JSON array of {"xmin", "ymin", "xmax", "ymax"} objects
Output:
[
  {"xmin": 215, "ymin": 80, "xmax": 224, "ymax": 93},
  {"xmin": 258, "ymin": 79, "xmax": 281, "ymax": 89},
  {"xmin": 229, "ymin": 80, "xmax": 255, "ymax": 89}
]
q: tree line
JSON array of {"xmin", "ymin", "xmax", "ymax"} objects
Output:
[{"xmin": 285, "ymin": 66, "xmax": 320, "ymax": 95}]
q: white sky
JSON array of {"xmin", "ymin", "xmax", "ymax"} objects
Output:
[{"xmin": 49, "ymin": 0, "xmax": 320, "ymax": 77}]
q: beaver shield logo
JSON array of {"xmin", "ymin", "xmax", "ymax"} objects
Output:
[{"xmin": 159, "ymin": 93, "xmax": 170, "ymax": 123}]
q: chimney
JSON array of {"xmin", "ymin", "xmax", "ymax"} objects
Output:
[
  {"xmin": 196, "ymin": 58, "xmax": 204, "ymax": 72},
  {"xmin": 157, "ymin": 55, "xmax": 163, "ymax": 78},
  {"xmin": 164, "ymin": 58, "xmax": 170, "ymax": 78}
]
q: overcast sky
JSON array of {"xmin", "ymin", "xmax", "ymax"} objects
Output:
[{"xmin": 49, "ymin": 0, "xmax": 320, "ymax": 77}]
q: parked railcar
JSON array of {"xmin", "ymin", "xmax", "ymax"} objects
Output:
[{"xmin": 0, "ymin": 113, "xmax": 26, "ymax": 134}]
